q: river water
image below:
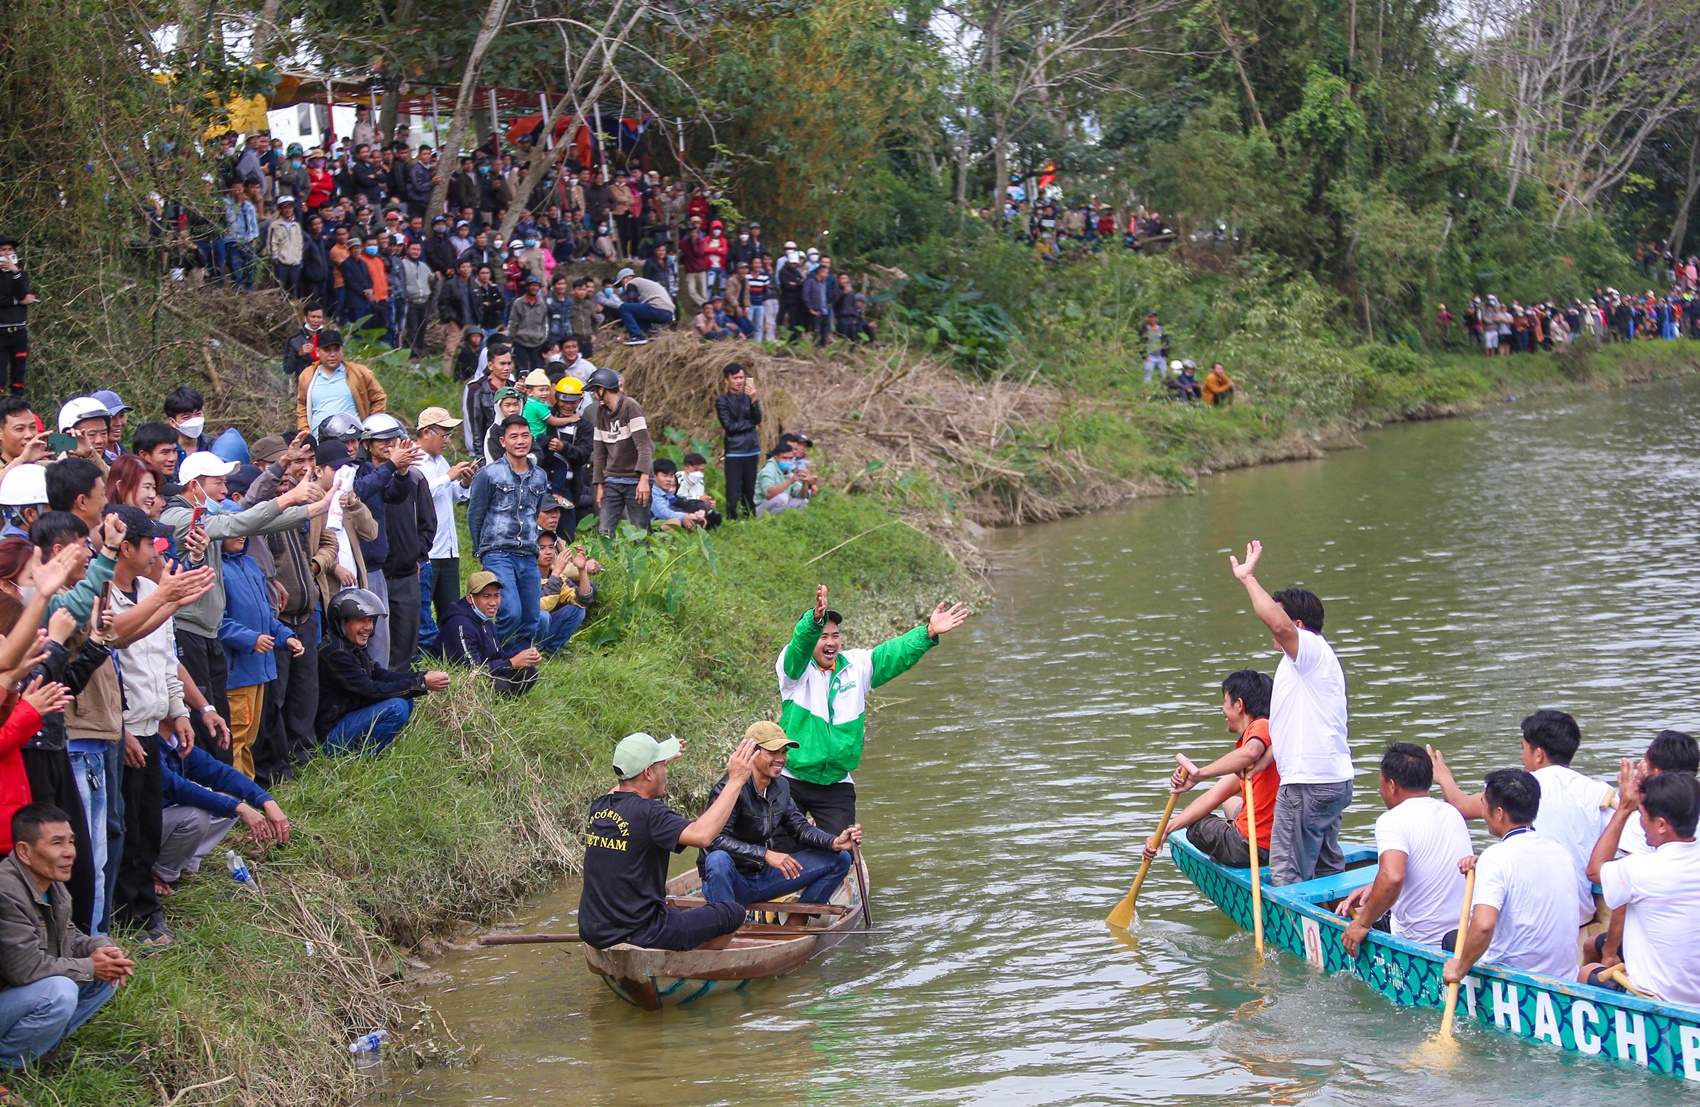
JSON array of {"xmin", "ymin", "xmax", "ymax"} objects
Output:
[{"xmin": 394, "ymin": 379, "xmax": 1700, "ymax": 1106}]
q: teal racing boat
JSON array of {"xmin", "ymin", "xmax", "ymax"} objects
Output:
[{"xmin": 1169, "ymin": 833, "xmax": 1700, "ymax": 1082}]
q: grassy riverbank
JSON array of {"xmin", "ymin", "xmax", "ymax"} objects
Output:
[{"xmin": 16, "ymin": 496, "xmax": 962, "ymax": 1106}]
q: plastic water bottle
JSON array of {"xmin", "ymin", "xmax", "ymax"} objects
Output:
[
  {"xmin": 348, "ymin": 1029, "xmax": 390, "ymax": 1055},
  {"xmin": 225, "ymin": 850, "xmax": 254, "ymax": 887}
]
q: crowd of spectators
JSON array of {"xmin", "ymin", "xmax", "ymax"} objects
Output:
[{"xmin": 1447, "ymin": 288, "xmax": 1700, "ymax": 350}]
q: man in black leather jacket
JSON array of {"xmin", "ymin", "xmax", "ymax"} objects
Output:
[{"xmin": 697, "ymin": 722, "xmax": 861, "ymax": 906}]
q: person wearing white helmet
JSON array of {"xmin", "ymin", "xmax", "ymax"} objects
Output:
[
  {"xmin": 159, "ymin": 450, "xmax": 331, "ymax": 765},
  {"xmin": 55, "ymin": 397, "xmax": 112, "ymax": 466},
  {"xmin": 0, "ymin": 463, "xmax": 46, "ymax": 539}
]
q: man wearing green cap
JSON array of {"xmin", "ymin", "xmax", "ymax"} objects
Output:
[
  {"xmin": 777, "ymin": 584, "xmax": 970, "ymax": 837},
  {"xmin": 577, "ymin": 734, "xmax": 758, "ymax": 950},
  {"xmin": 698, "ymin": 722, "xmax": 862, "ymax": 906}
]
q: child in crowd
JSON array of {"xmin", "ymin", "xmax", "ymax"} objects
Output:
[
  {"xmin": 217, "ymin": 527, "xmax": 303, "ymax": 778},
  {"xmin": 520, "ymin": 370, "xmax": 555, "ymax": 439},
  {"xmin": 650, "ymin": 458, "xmax": 720, "ymax": 530}
]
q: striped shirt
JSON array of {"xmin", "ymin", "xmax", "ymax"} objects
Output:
[{"xmin": 747, "ymin": 273, "xmax": 770, "ymax": 306}]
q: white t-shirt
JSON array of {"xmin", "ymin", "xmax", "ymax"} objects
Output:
[
  {"xmin": 1601, "ymin": 836, "xmax": 1700, "ymax": 1004},
  {"xmin": 1531, "ymin": 763, "xmax": 1615, "ymax": 922},
  {"xmin": 416, "ymin": 452, "xmax": 469, "ymax": 559},
  {"xmin": 1618, "ymin": 812, "xmax": 1652, "ymax": 855},
  {"xmin": 1269, "ymin": 629, "xmax": 1354, "ymax": 784},
  {"xmin": 1473, "ymin": 829, "xmax": 1583, "ymax": 980},
  {"xmin": 1374, "ymin": 796, "xmax": 1472, "ymax": 945}
]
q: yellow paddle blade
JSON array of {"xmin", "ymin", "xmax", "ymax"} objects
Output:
[{"xmin": 1106, "ymin": 884, "xmax": 1139, "ymax": 929}]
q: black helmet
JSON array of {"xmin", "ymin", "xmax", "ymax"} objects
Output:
[
  {"xmin": 584, "ymin": 367, "xmax": 621, "ymax": 394},
  {"xmin": 317, "ymin": 413, "xmax": 364, "ymax": 443},
  {"xmin": 327, "ymin": 587, "xmax": 387, "ymax": 633}
]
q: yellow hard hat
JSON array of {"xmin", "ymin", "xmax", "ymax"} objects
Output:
[{"xmin": 556, "ymin": 376, "xmax": 584, "ymax": 397}]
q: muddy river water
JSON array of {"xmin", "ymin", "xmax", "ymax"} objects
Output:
[{"xmin": 394, "ymin": 378, "xmax": 1700, "ymax": 1105}]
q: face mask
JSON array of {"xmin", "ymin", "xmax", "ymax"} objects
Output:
[
  {"xmin": 478, "ymin": 166, "xmax": 490, "ymax": 174},
  {"xmin": 526, "ymin": 240, "xmax": 537, "ymax": 248},
  {"xmin": 176, "ymin": 416, "xmax": 205, "ymax": 439},
  {"xmin": 201, "ymin": 497, "xmax": 222, "ymax": 516},
  {"xmin": 365, "ymin": 245, "xmax": 380, "ymax": 255},
  {"xmin": 739, "ymin": 234, "xmax": 749, "ymax": 242},
  {"xmin": 15, "ymin": 585, "xmax": 34, "ymax": 606},
  {"xmin": 305, "ymin": 322, "xmax": 321, "ymax": 332},
  {"xmin": 777, "ymin": 460, "xmax": 796, "ymax": 473}
]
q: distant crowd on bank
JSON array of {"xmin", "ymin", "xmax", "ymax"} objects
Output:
[{"xmin": 1441, "ymin": 288, "xmax": 1700, "ymax": 350}]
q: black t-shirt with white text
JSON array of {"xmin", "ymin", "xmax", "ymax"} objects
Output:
[{"xmin": 577, "ymin": 790, "xmax": 692, "ymax": 948}]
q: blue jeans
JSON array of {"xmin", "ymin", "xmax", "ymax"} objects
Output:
[
  {"xmin": 700, "ymin": 847, "xmax": 851, "ymax": 907},
  {"xmin": 67, "ymin": 743, "xmax": 109, "ymax": 935},
  {"xmin": 197, "ymin": 239, "xmax": 228, "ymax": 286},
  {"xmin": 537, "ymin": 598, "xmax": 588, "ymax": 655},
  {"xmin": 619, "ymin": 301, "xmax": 674, "ymax": 338},
  {"xmin": 480, "ymin": 550, "xmax": 541, "ymax": 647},
  {"xmin": 0, "ymin": 977, "xmax": 115, "ymax": 1068},
  {"xmin": 101, "ymin": 740, "xmax": 124, "ymax": 936},
  {"xmin": 1269, "ymin": 779, "xmax": 1352, "ymax": 887},
  {"xmin": 321, "ymin": 697, "xmax": 413, "ymax": 757},
  {"xmin": 418, "ymin": 562, "xmax": 440, "ymax": 653},
  {"xmin": 226, "ymin": 240, "xmax": 256, "ymax": 290}
]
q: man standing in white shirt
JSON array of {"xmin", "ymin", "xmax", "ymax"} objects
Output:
[
  {"xmin": 413, "ymin": 407, "xmax": 476, "ymax": 638},
  {"xmin": 1339, "ymin": 743, "xmax": 1471, "ymax": 954},
  {"xmin": 1443, "ymin": 768, "xmax": 1582, "ymax": 985},
  {"xmin": 1431, "ymin": 710, "xmax": 1609, "ymax": 924},
  {"xmin": 1586, "ymin": 766, "xmax": 1700, "ymax": 1001},
  {"xmin": 1230, "ymin": 541, "xmax": 1354, "ymax": 886}
]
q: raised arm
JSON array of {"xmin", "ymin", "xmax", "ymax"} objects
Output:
[
  {"xmin": 1588, "ymin": 760, "xmax": 1639, "ymax": 885},
  {"xmin": 677, "ymin": 740, "xmax": 759, "ymax": 848},
  {"xmin": 1229, "ymin": 540, "xmax": 1299, "ymax": 658},
  {"xmin": 1427, "ymin": 745, "xmax": 1488, "ymax": 821}
]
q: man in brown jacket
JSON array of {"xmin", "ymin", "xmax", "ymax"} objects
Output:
[
  {"xmin": 309, "ymin": 442, "xmax": 379, "ymax": 611},
  {"xmin": 0, "ymin": 804, "xmax": 132, "ymax": 1070},
  {"xmin": 295, "ymin": 329, "xmax": 388, "ymax": 433}
]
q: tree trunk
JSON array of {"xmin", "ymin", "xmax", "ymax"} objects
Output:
[
  {"xmin": 427, "ymin": 0, "xmax": 513, "ymax": 217},
  {"xmin": 375, "ymin": 0, "xmax": 415, "ymax": 142},
  {"xmin": 955, "ymin": 127, "xmax": 969, "ymax": 207},
  {"xmin": 1217, "ymin": 8, "xmax": 1267, "ymax": 135},
  {"xmin": 250, "ymin": 0, "xmax": 281, "ymax": 62},
  {"xmin": 1669, "ymin": 122, "xmax": 1700, "ymax": 260},
  {"xmin": 990, "ymin": 114, "xmax": 1008, "ymax": 214}
]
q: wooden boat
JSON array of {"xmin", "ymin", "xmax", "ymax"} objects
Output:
[
  {"xmin": 1169, "ymin": 833, "xmax": 1700, "ymax": 1082},
  {"xmin": 583, "ymin": 859, "xmax": 868, "ymax": 1010}
]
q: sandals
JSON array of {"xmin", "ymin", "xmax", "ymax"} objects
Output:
[{"xmin": 0, "ymin": 1083, "xmax": 33, "ymax": 1105}]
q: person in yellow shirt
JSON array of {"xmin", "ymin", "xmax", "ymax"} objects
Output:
[
  {"xmin": 537, "ymin": 539, "xmax": 601, "ymax": 655},
  {"xmin": 1201, "ymin": 362, "xmax": 1235, "ymax": 407}
]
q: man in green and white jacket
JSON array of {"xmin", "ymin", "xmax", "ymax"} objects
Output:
[{"xmin": 776, "ymin": 585, "xmax": 969, "ymax": 835}]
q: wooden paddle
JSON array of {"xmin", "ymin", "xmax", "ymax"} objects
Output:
[
  {"xmin": 852, "ymin": 845, "xmax": 874, "ymax": 928},
  {"xmin": 1243, "ymin": 772, "xmax": 1265, "ymax": 957},
  {"xmin": 1106, "ymin": 755, "xmax": 1198, "ymax": 929},
  {"xmin": 1438, "ymin": 866, "xmax": 1478, "ymax": 1039}
]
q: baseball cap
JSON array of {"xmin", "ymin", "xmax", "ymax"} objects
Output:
[
  {"xmin": 612, "ymin": 732, "xmax": 681, "ymax": 780},
  {"xmin": 416, "ymin": 406, "xmax": 463, "ymax": 431},
  {"xmin": 179, "ymin": 452, "xmax": 239, "ymax": 482},
  {"xmin": 249, "ymin": 434, "xmax": 289, "ymax": 465},
  {"xmin": 745, "ymin": 721, "xmax": 798, "ymax": 751},
  {"xmin": 314, "ymin": 440, "xmax": 352, "ymax": 468},
  {"xmin": 91, "ymin": 390, "xmax": 131, "ymax": 416},
  {"xmin": 56, "ymin": 397, "xmax": 111, "ymax": 431},
  {"xmin": 783, "ymin": 240, "xmax": 797, "ymax": 249},
  {"xmin": 466, "ymin": 570, "xmax": 502, "ymax": 594},
  {"xmin": 0, "ymin": 464, "xmax": 47, "ymax": 508},
  {"xmin": 615, "ymin": 267, "xmax": 634, "ymax": 281}
]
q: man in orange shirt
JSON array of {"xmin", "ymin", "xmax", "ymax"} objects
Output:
[
  {"xmin": 1201, "ymin": 362, "xmax": 1235, "ymax": 407},
  {"xmin": 1142, "ymin": 669, "xmax": 1278, "ymax": 868}
]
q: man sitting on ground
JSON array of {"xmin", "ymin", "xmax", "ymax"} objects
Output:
[
  {"xmin": 1431, "ymin": 709, "xmax": 1609, "ymax": 925},
  {"xmin": 1337, "ymin": 742, "xmax": 1471, "ymax": 955},
  {"xmin": 1585, "ymin": 764, "xmax": 1700, "ymax": 1001},
  {"xmin": 0, "ymin": 804, "xmax": 134, "ymax": 1071},
  {"xmin": 1143, "ymin": 670, "xmax": 1277, "ymax": 869},
  {"xmin": 699, "ymin": 722, "xmax": 863, "ymax": 908},
  {"xmin": 577, "ymin": 733, "xmax": 758, "ymax": 950},
  {"xmin": 1442, "ymin": 769, "xmax": 1581, "ymax": 986},
  {"xmin": 439, "ymin": 570, "xmax": 541, "ymax": 696},
  {"xmin": 316, "ymin": 587, "xmax": 450, "ymax": 756},
  {"xmin": 157, "ymin": 735, "xmax": 291, "ymax": 896}
]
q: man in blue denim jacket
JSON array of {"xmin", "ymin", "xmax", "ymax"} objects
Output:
[{"xmin": 466, "ymin": 414, "xmax": 550, "ymax": 647}]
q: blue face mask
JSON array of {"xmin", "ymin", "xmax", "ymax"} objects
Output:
[
  {"xmin": 365, "ymin": 245, "xmax": 379, "ymax": 256},
  {"xmin": 478, "ymin": 166, "xmax": 490, "ymax": 174},
  {"xmin": 201, "ymin": 498, "xmax": 222, "ymax": 516},
  {"xmin": 777, "ymin": 460, "xmax": 796, "ymax": 473}
]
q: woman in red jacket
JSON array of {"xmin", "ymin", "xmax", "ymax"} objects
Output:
[{"xmin": 0, "ymin": 680, "xmax": 70, "ymax": 854}]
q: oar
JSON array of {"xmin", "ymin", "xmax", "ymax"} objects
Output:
[
  {"xmin": 1438, "ymin": 866, "xmax": 1478, "ymax": 1039},
  {"xmin": 852, "ymin": 845, "xmax": 874, "ymax": 929},
  {"xmin": 1243, "ymin": 772, "xmax": 1265, "ymax": 957},
  {"xmin": 1106, "ymin": 756, "xmax": 1197, "ymax": 929}
]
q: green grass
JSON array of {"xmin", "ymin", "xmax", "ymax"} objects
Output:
[{"xmin": 13, "ymin": 494, "xmax": 963, "ymax": 1106}]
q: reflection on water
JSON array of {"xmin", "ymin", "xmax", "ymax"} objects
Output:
[{"xmin": 396, "ymin": 379, "xmax": 1700, "ymax": 1105}]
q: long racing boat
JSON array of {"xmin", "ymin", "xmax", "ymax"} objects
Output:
[{"xmin": 1169, "ymin": 833, "xmax": 1700, "ymax": 1082}]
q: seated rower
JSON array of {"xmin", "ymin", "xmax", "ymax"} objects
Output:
[
  {"xmin": 439, "ymin": 570, "xmax": 541, "ymax": 696},
  {"xmin": 0, "ymin": 805, "xmax": 134, "ymax": 1073},
  {"xmin": 1339, "ymin": 743, "xmax": 1471, "ymax": 955},
  {"xmin": 1430, "ymin": 709, "xmax": 1609, "ymax": 925},
  {"xmin": 1441, "ymin": 769, "xmax": 1579, "ymax": 987},
  {"xmin": 699, "ymin": 722, "xmax": 862, "ymax": 909},
  {"xmin": 577, "ymin": 733, "xmax": 758, "ymax": 951},
  {"xmin": 1584, "ymin": 764, "xmax": 1700, "ymax": 1001},
  {"xmin": 1591, "ymin": 730, "xmax": 1697, "ymax": 968},
  {"xmin": 1143, "ymin": 670, "xmax": 1277, "ymax": 869}
]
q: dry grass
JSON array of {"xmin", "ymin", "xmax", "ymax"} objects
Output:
[{"xmin": 600, "ymin": 332, "xmax": 1130, "ymax": 538}]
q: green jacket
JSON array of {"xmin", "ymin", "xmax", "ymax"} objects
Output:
[{"xmin": 775, "ymin": 609, "xmax": 935, "ymax": 785}]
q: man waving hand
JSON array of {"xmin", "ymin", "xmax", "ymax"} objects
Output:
[{"xmin": 777, "ymin": 585, "xmax": 968, "ymax": 836}]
